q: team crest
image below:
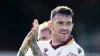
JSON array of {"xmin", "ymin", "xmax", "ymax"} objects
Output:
[{"xmin": 44, "ymin": 48, "xmax": 48, "ymax": 52}]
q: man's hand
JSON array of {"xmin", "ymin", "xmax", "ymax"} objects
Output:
[
  {"xmin": 31, "ymin": 19, "xmax": 39, "ymax": 42},
  {"xmin": 17, "ymin": 19, "xmax": 39, "ymax": 56},
  {"xmin": 17, "ymin": 30, "xmax": 33, "ymax": 56},
  {"xmin": 20, "ymin": 19, "xmax": 39, "ymax": 52},
  {"xmin": 30, "ymin": 19, "xmax": 43, "ymax": 56},
  {"xmin": 19, "ymin": 31, "xmax": 32, "ymax": 53}
]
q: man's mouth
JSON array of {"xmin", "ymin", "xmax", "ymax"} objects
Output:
[
  {"xmin": 61, "ymin": 32, "xmax": 66, "ymax": 34},
  {"xmin": 60, "ymin": 31, "xmax": 69, "ymax": 34},
  {"xmin": 60, "ymin": 30, "xmax": 69, "ymax": 34}
]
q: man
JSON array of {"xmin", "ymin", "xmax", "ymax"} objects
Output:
[
  {"xmin": 17, "ymin": 20, "xmax": 51, "ymax": 56},
  {"xmin": 26, "ymin": 6, "xmax": 84, "ymax": 56}
]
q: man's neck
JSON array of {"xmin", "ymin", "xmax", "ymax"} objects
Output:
[
  {"xmin": 51, "ymin": 35, "xmax": 70, "ymax": 46},
  {"xmin": 51, "ymin": 35, "xmax": 61, "ymax": 46},
  {"xmin": 50, "ymin": 35, "xmax": 73, "ymax": 49},
  {"xmin": 52, "ymin": 40, "xmax": 62, "ymax": 46}
]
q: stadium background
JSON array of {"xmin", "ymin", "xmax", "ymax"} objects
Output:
[{"xmin": 0, "ymin": 0, "xmax": 100, "ymax": 56}]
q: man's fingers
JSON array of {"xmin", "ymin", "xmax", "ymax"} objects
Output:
[
  {"xmin": 27, "ymin": 33, "xmax": 33, "ymax": 40},
  {"xmin": 33, "ymin": 19, "xmax": 38, "ymax": 25},
  {"xmin": 32, "ymin": 19, "xmax": 38, "ymax": 27},
  {"xmin": 25, "ymin": 19, "xmax": 39, "ymax": 40},
  {"xmin": 25, "ymin": 31, "xmax": 32, "ymax": 39},
  {"xmin": 32, "ymin": 19, "xmax": 39, "ymax": 30}
]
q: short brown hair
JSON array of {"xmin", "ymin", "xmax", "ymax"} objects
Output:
[{"xmin": 50, "ymin": 6, "xmax": 74, "ymax": 21}]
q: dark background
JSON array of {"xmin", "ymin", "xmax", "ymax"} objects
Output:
[{"xmin": 0, "ymin": 0, "xmax": 100, "ymax": 53}]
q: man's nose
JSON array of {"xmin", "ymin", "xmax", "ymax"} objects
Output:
[{"xmin": 62, "ymin": 25, "xmax": 68, "ymax": 30}]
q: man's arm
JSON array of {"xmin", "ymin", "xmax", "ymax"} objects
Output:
[
  {"xmin": 30, "ymin": 19, "xmax": 43, "ymax": 56},
  {"xmin": 30, "ymin": 36, "xmax": 43, "ymax": 56},
  {"xmin": 17, "ymin": 19, "xmax": 43, "ymax": 56},
  {"xmin": 17, "ymin": 50, "xmax": 25, "ymax": 56},
  {"xmin": 17, "ymin": 31, "xmax": 32, "ymax": 56}
]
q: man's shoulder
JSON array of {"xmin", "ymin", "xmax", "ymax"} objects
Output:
[
  {"xmin": 72, "ymin": 41, "xmax": 84, "ymax": 56},
  {"xmin": 68, "ymin": 41, "xmax": 84, "ymax": 51},
  {"xmin": 73, "ymin": 41, "xmax": 84, "ymax": 50},
  {"xmin": 62, "ymin": 41, "xmax": 84, "ymax": 56}
]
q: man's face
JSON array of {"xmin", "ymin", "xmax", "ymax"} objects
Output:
[
  {"xmin": 51, "ymin": 14, "xmax": 74, "ymax": 42},
  {"xmin": 39, "ymin": 29, "xmax": 51, "ymax": 41}
]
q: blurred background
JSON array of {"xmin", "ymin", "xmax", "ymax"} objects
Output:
[{"xmin": 0, "ymin": 0, "xmax": 100, "ymax": 56}]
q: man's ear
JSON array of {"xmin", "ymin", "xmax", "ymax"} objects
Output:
[
  {"xmin": 48, "ymin": 22, "xmax": 53, "ymax": 31},
  {"xmin": 72, "ymin": 23, "xmax": 74, "ymax": 29}
]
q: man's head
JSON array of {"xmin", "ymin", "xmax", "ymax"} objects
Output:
[
  {"xmin": 49, "ymin": 6, "xmax": 74, "ymax": 43},
  {"xmin": 38, "ymin": 21, "xmax": 51, "ymax": 41}
]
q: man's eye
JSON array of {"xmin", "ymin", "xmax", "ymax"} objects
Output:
[
  {"xmin": 58, "ymin": 22, "xmax": 63, "ymax": 25},
  {"xmin": 67, "ymin": 22, "xmax": 72, "ymax": 25}
]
